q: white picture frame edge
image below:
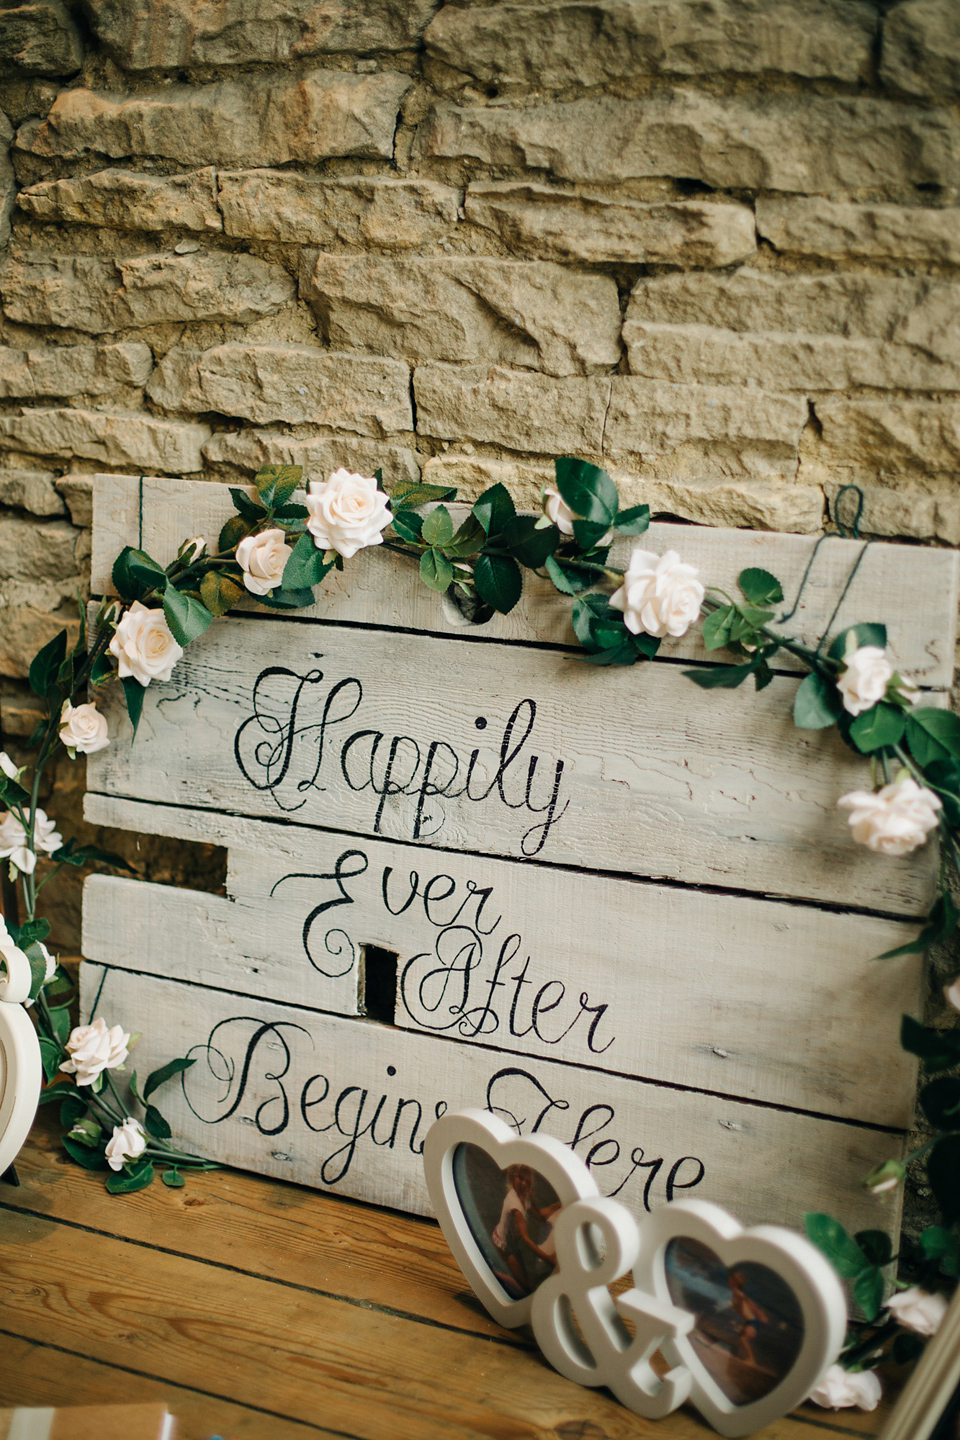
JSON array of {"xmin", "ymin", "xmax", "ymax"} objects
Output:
[
  {"xmin": 422, "ymin": 1107, "xmax": 600, "ymax": 1328},
  {"xmin": 0, "ymin": 1000, "xmax": 43, "ymax": 1176},
  {"xmin": 634, "ymin": 1197, "xmax": 848, "ymax": 1439}
]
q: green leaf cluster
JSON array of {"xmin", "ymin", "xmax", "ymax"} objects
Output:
[
  {"xmin": 900, "ymin": 1017, "xmax": 960, "ymax": 1225},
  {"xmin": 686, "ymin": 567, "xmax": 784, "ymax": 691},
  {"xmin": 804, "ymin": 1214, "xmax": 893, "ymax": 1321}
]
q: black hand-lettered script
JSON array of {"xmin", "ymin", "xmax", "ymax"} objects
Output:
[{"xmin": 234, "ymin": 663, "xmax": 569, "ymax": 856}]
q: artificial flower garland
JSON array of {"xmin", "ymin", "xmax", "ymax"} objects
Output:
[{"xmin": 0, "ymin": 455, "xmax": 958, "ymax": 1377}]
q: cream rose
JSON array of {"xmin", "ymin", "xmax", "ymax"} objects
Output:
[
  {"xmin": 23, "ymin": 941, "xmax": 57, "ymax": 1010},
  {"xmin": 541, "ymin": 484, "xmax": 613, "ymax": 544},
  {"xmin": 109, "ymin": 601, "xmax": 183, "ymax": 686},
  {"xmin": 837, "ymin": 646, "xmax": 893, "ymax": 717},
  {"xmin": 235, "ymin": 528, "xmax": 289, "ymax": 596},
  {"xmin": 59, "ymin": 701, "xmax": 110, "ymax": 757},
  {"xmin": 0, "ymin": 807, "xmax": 61, "ymax": 874},
  {"xmin": 0, "ymin": 752, "xmax": 20, "ymax": 780},
  {"xmin": 610, "ymin": 548, "xmax": 704, "ymax": 640},
  {"xmin": 61, "ymin": 1015, "xmax": 130, "ymax": 1086},
  {"xmin": 838, "ymin": 777, "xmax": 942, "ymax": 857},
  {"xmin": 105, "ymin": 1117, "xmax": 147, "ymax": 1172},
  {"xmin": 808, "ymin": 1364, "xmax": 881, "ymax": 1411},
  {"xmin": 305, "ymin": 469, "xmax": 392, "ymax": 560},
  {"xmin": 0, "ymin": 918, "xmax": 32, "ymax": 1004},
  {"xmin": 885, "ymin": 1286, "xmax": 948, "ymax": 1336}
]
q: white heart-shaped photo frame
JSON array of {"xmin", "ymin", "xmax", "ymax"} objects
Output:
[
  {"xmin": 423, "ymin": 1107, "xmax": 600, "ymax": 1328},
  {"xmin": 633, "ymin": 1198, "xmax": 847, "ymax": 1438}
]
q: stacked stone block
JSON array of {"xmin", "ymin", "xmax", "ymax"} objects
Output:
[{"xmin": 1, "ymin": 0, "xmax": 960, "ymax": 942}]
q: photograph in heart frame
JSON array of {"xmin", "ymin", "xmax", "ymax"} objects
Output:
[
  {"xmin": 664, "ymin": 1237, "xmax": 805, "ymax": 1406},
  {"xmin": 452, "ymin": 1142, "xmax": 563, "ymax": 1300}
]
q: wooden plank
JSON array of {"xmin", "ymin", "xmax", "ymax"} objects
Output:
[
  {"xmin": 91, "ymin": 474, "xmax": 960, "ymax": 685},
  {"xmin": 86, "ymin": 613, "xmax": 937, "ymax": 914},
  {"xmin": 80, "ymin": 962, "xmax": 904, "ymax": 1238},
  {"xmin": 0, "ymin": 1336, "xmax": 331, "ymax": 1440},
  {"xmin": 4, "ymin": 1110, "xmax": 520, "ymax": 1345},
  {"xmin": 82, "ymin": 817, "xmax": 923, "ymax": 1125}
]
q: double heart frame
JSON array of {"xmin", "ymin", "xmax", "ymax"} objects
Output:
[{"xmin": 423, "ymin": 1108, "xmax": 848, "ymax": 1438}]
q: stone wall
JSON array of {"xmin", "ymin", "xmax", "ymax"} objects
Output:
[{"xmin": 1, "ymin": 0, "xmax": 959, "ymax": 945}]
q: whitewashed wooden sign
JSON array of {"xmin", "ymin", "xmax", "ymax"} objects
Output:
[{"xmin": 80, "ymin": 473, "xmax": 960, "ymax": 1239}]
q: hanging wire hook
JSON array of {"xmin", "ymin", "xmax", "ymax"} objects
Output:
[{"xmin": 777, "ymin": 485, "xmax": 870, "ymax": 656}]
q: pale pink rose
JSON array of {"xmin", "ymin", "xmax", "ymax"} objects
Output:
[
  {"xmin": 838, "ymin": 778, "xmax": 941, "ymax": 857},
  {"xmin": 105, "ymin": 1118, "xmax": 147, "ymax": 1172},
  {"xmin": 59, "ymin": 701, "xmax": 110, "ymax": 756},
  {"xmin": 837, "ymin": 646, "xmax": 893, "ymax": 717},
  {"xmin": 0, "ymin": 807, "xmax": 61, "ymax": 874},
  {"xmin": 885, "ymin": 1286, "xmax": 948, "ymax": 1337},
  {"xmin": 305, "ymin": 469, "xmax": 391, "ymax": 560},
  {"xmin": 109, "ymin": 601, "xmax": 183, "ymax": 686},
  {"xmin": 808, "ymin": 1364, "xmax": 881, "ymax": 1411},
  {"xmin": 61, "ymin": 1015, "xmax": 130, "ymax": 1086},
  {"xmin": 610, "ymin": 548, "xmax": 704, "ymax": 640},
  {"xmin": 235, "ymin": 528, "xmax": 289, "ymax": 596}
]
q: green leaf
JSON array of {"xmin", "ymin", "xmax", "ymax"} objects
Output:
[
  {"xmin": 7, "ymin": 918, "xmax": 50, "ymax": 948},
  {"xmin": 48, "ymin": 1001, "xmax": 71, "ymax": 1046},
  {"xmin": 48, "ymin": 839, "xmax": 134, "ymax": 874},
  {"xmin": 684, "ymin": 661, "xmax": 756, "ymax": 689},
  {"xmin": 257, "ymin": 587, "xmax": 315, "ymax": 610},
  {"xmin": 810, "ymin": 661, "xmax": 858, "ymax": 728},
  {"xmin": 143, "ymin": 1056, "xmax": 196, "ymax": 1102},
  {"xmin": 920, "ymin": 1076, "xmax": 960, "ymax": 1131},
  {"xmin": 421, "ymin": 506, "xmax": 454, "ymax": 548},
  {"xmin": 501, "ymin": 515, "xmax": 558, "ymax": 568},
  {"xmin": 36, "ymin": 1081, "xmax": 77, "ymax": 1106},
  {"xmin": 878, "ymin": 894, "xmax": 959, "ymax": 959},
  {"xmin": 143, "ymin": 1104, "xmax": 172, "ymax": 1140},
  {"xmin": 254, "ymin": 463, "xmax": 302, "ymax": 508},
  {"xmin": 444, "ymin": 515, "xmax": 487, "ymax": 559},
  {"xmin": 60, "ymin": 1093, "xmax": 86, "ymax": 1128},
  {"xmin": 472, "ymin": 483, "xmax": 516, "ymax": 538},
  {"xmin": 544, "ymin": 553, "xmax": 592, "ymax": 595},
  {"xmin": 901, "ymin": 1015, "xmax": 960, "ymax": 1071},
  {"xmin": 163, "ymin": 586, "xmax": 213, "ymax": 648},
  {"xmin": 388, "ymin": 479, "xmax": 457, "ymax": 510},
  {"xmin": 849, "ymin": 703, "xmax": 906, "ymax": 754},
  {"xmin": 68, "ymin": 1115, "xmax": 102, "ymax": 1149},
  {"xmin": 923, "ymin": 760, "xmax": 960, "ymax": 828},
  {"xmin": 907, "ymin": 710, "xmax": 960, "ymax": 767},
  {"xmin": 474, "ymin": 552, "xmax": 522, "ymax": 614},
  {"xmin": 229, "ymin": 487, "xmax": 266, "ymax": 522},
  {"xmin": 90, "ymin": 651, "xmax": 114, "ymax": 686},
  {"xmin": 614, "ymin": 503, "xmax": 650, "ymax": 537},
  {"xmin": 200, "ymin": 570, "xmax": 245, "ymax": 618},
  {"xmin": 28, "ymin": 629, "xmax": 68, "ymax": 699},
  {"xmin": 853, "ymin": 1267, "xmax": 885, "ymax": 1322},
  {"xmin": 804, "ymin": 1213, "xmax": 869, "ymax": 1279},
  {"xmin": 390, "ymin": 509, "xmax": 423, "ymax": 544},
  {"xmin": 106, "ymin": 1159, "xmax": 156, "ymax": 1195},
  {"xmin": 701, "ymin": 605, "xmax": 735, "ymax": 652},
  {"xmin": 927, "ymin": 1134, "xmax": 960, "ymax": 1224},
  {"xmin": 273, "ymin": 503, "xmax": 308, "ymax": 523},
  {"xmin": 828, "ymin": 623, "xmax": 888, "ymax": 663},
  {"xmin": 572, "ymin": 518, "xmax": 612, "ymax": 550},
  {"xmin": 281, "ymin": 532, "xmax": 335, "ymax": 592},
  {"xmin": 218, "ymin": 514, "xmax": 250, "ymax": 553},
  {"xmin": 855, "ymin": 1230, "xmax": 893, "ymax": 1267},
  {"xmin": 920, "ymin": 1226, "xmax": 960, "ymax": 1276},
  {"xmin": 738, "ymin": 568, "xmax": 785, "ymax": 606},
  {"xmin": 554, "ymin": 456, "xmax": 618, "ymax": 528},
  {"xmin": 161, "ymin": 1168, "xmax": 186, "ymax": 1189},
  {"xmin": 62, "ymin": 1135, "xmax": 108, "ymax": 1170},
  {"xmin": 581, "ymin": 637, "xmax": 651, "ymax": 667},
  {"xmin": 38, "ymin": 1037, "xmax": 62, "ymax": 1083},
  {"xmin": 418, "ymin": 548, "xmax": 453, "ymax": 592}
]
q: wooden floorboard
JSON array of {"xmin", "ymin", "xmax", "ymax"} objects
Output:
[{"xmin": 0, "ymin": 1113, "xmax": 894, "ymax": 1440}]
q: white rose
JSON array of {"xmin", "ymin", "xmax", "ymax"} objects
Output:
[
  {"xmin": 235, "ymin": 528, "xmax": 289, "ymax": 597},
  {"xmin": 541, "ymin": 485, "xmax": 613, "ymax": 545},
  {"xmin": 837, "ymin": 646, "xmax": 894, "ymax": 717},
  {"xmin": 59, "ymin": 701, "xmax": 110, "ymax": 757},
  {"xmin": 109, "ymin": 601, "xmax": 183, "ymax": 686},
  {"xmin": 610, "ymin": 548, "xmax": 705, "ymax": 640},
  {"xmin": 105, "ymin": 1117, "xmax": 147, "ymax": 1172},
  {"xmin": 305, "ymin": 469, "xmax": 392, "ymax": 561},
  {"xmin": 808, "ymin": 1364, "xmax": 881, "ymax": 1411},
  {"xmin": 60, "ymin": 1015, "xmax": 130, "ymax": 1086},
  {"xmin": 0, "ymin": 918, "xmax": 32, "ymax": 1004},
  {"xmin": 179, "ymin": 536, "xmax": 207, "ymax": 563},
  {"xmin": 885, "ymin": 1286, "xmax": 948, "ymax": 1337},
  {"xmin": 0, "ymin": 752, "xmax": 20, "ymax": 780},
  {"xmin": 838, "ymin": 777, "xmax": 942, "ymax": 857},
  {"xmin": 0, "ymin": 807, "xmax": 61, "ymax": 874},
  {"xmin": 944, "ymin": 977, "xmax": 960, "ymax": 1012}
]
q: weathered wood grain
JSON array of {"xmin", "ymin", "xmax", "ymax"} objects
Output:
[
  {"xmin": 91, "ymin": 473, "xmax": 960, "ymax": 685},
  {"xmin": 80, "ymin": 962, "xmax": 905, "ymax": 1238},
  {"xmin": 83, "ymin": 815, "xmax": 923, "ymax": 1125},
  {"xmin": 86, "ymin": 613, "xmax": 937, "ymax": 913}
]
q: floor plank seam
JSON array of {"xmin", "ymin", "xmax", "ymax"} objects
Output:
[
  {"xmin": 0, "ymin": 1324, "xmax": 363, "ymax": 1439},
  {"xmin": 0, "ymin": 1200, "xmax": 532, "ymax": 1351}
]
